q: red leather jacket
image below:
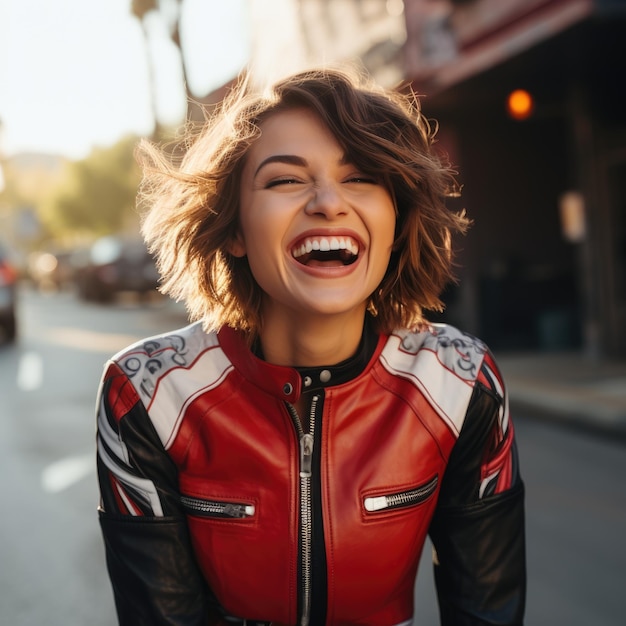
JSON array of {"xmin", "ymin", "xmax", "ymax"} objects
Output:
[{"xmin": 97, "ymin": 319, "xmax": 525, "ymax": 625}]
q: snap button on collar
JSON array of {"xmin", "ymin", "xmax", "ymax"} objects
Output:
[
  {"xmin": 319, "ymin": 369, "xmax": 331, "ymax": 383},
  {"xmin": 282, "ymin": 382, "xmax": 293, "ymax": 395}
]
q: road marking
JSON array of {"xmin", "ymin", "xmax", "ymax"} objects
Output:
[
  {"xmin": 41, "ymin": 453, "xmax": 94, "ymax": 493},
  {"xmin": 17, "ymin": 351, "xmax": 43, "ymax": 390}
]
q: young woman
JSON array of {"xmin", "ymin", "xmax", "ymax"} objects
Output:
[{"xmin": 96, "ymin": 67, "xmax": 526, "ymax": 625}]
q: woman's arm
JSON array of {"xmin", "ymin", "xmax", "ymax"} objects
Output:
[
  {"xmin": 97, "ymin": 362, "xmax": 220, "ymax": 626},
  {"xmin": 429, "ymin": 351, "xmax": 526, "ymax": 625}
]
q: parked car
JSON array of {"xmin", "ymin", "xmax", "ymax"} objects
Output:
[
  {"xmin": 75, "ymin": 236, "xmax": 160, "ymax": 303},
  {"xmin": 0, "ymin": 240, "xmax": 18, "ymax": 341}
]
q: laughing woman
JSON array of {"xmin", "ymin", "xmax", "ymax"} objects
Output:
[{"xmin": 96, "ymin": 67, "xmax": 526, "ymax": 626}]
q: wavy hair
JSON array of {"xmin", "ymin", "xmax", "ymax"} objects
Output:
[{"xmin": 137, "ymin": 67, "xmax": 470, "ymax": 336}]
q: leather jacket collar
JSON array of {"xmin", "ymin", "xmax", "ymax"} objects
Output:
[{"xmin": 217, "ymin": 315, "xmax": 382, "ymax": 402}]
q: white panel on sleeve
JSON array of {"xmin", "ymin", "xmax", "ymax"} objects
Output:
[{"xmin": 379, "ymin": 325, "xmax": 486, "ymax": 437}]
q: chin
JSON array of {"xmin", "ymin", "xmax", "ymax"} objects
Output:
[{"xmin": 297, "ymin": 298, "xmax": 368, "ymax": 319}]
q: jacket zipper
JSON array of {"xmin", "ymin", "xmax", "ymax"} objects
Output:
[
  {"xmin": 364, "ymin": 475, "xmax": 439, "ymax": 512},
  {"xmin": 180, "ymin": 496, "xmax": 255, "ymax": 518},
  {"xmin": 287, "ymin": 394, "xmax": 320, "ymax": 626}
]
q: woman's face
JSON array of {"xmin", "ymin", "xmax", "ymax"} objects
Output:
[{"xmin": 233, "ymin": 107, "xmax": 396, "ymax": 325}]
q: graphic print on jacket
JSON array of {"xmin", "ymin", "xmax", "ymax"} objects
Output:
[{"xmin": 97, "ymin": 321, "xmax": 523, "ymax": 625}]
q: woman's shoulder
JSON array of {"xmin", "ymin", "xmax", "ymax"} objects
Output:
[
  {"xmin": 378, "ymin": 323, "xmax": 492, "ymax": 434},
  {"xmin": 380, "ymin": 322, "xmax": 489, "ymax": 384},
  {"xmin": 107, "ymin": 321, "xmax": 222, "ymax": 388}
]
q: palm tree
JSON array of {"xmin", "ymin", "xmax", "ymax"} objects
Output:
[
  {"xmin": 131, "ymin": 0, "xmax": 161, "ymax": 138},
  {"xmin": 131, "ymin": 0, "xmax": 193, "ymax": 133}
]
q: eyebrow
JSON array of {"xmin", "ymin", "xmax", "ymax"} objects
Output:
[
  {"xmin": 253, "ymin": 153, "xmax": 351, "ymax": 178},
  {"xmin": 254, "ymin": 154, "xmax": 307, "ymax": 178}
]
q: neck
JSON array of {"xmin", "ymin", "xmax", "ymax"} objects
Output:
[{"xmin": 258, "ymin": 308, "xmax": 367, "ymax": 367}]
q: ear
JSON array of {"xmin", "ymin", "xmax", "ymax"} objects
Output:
[{"xmin": 227, "ymin": 231, "xmax": 247, "ymax": 258}]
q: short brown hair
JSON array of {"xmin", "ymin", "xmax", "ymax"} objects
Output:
[{"xmin": 137, "ymin": 67, "xmax": 470, "ymax": 336}]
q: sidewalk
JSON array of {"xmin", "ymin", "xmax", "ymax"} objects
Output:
[{"xmin": 496, "ymin": 350, "xmax": 626, "ymax": 440}]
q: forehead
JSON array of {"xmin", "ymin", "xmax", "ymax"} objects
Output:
[{"xmin": 248, "ymin": 107, "xmax": 340, "ymax": 159}]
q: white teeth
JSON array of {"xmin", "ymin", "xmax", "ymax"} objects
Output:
[{"xmin": 292, "ymin": 236, "xmax": 359, "ymax": 258}]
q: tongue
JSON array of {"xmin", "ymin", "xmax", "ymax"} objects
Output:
[{"xmin": 306, "ymin": 258, "xmax": 345, "ymax": 268}]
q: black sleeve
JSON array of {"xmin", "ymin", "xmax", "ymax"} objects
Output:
[
  {"xmin": 96, "ymin": 364, "xmax": 224, "ymax": 626},
  {"xmin": 100, "ymin": 513, "xmax": 213, "ymax": 626},
  {"xmin": 428, "ymin": 358, "xmax": 526, "ymax": 625}
]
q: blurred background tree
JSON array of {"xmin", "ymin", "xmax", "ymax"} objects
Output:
[
  {"xmin": 40, "ymin": 135, "xmax": 141, "ymax": 241},
  {"xmin": 0, "ymin": 157, "xmax": 60, "ymax": 216}
]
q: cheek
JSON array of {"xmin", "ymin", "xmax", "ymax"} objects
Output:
[
  {"xmin": 240, "ymin": 226, "xmax": 282, "ymax": 284},
  {"xmin": 368, "ymin": 216, "xmax": 396, "ymax": 281},
  {"xmin": 237, "ymin": 212, "xmax": 268, "ymax": 256},
  {"xmin": 379, "ymin": 209, "xmax": 397, "ymax": 254}
]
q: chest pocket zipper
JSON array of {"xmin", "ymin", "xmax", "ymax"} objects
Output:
[
  {"xmin": 364, "ymin": 475, "xmax": 438, "ymax": 513},
  {"xmin": 180, "ymin": 496, "xmax": 255, "ymax": 519}
]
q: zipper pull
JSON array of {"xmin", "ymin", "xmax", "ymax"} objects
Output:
[
  {"xmin": 300, "ymin": 433, "xmax": 314, "ymax": 478},
  {"xmin": 364, "ymin": 496, "xmax": 388, "ymax": 512}
]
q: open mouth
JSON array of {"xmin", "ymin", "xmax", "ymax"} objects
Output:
[{"xmin": 292, "ymin": 236, "xmax": 359, "ymax": 267}]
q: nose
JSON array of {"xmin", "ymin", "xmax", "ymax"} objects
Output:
[{"xmin": 304, "ymin": 181, "xmax": 348, "ymax": 218}]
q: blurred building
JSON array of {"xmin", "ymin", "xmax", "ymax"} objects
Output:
[
  {"xmin": 402, "ymin": 0, "xmax": 626, "ymax": 358},
  {"xmin": 213, "ymin": 0, "xmax": 626, "ymax": 358},
  {"xmin": 191, "ymin": 0, "xmax": 407, "ymax": 118},
  {"xmin": 247, "ymin": 0, "xmax": 407, "ymax": 87}
]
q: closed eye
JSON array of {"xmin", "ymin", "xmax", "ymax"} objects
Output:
[
  {"xmin": 264, "ymin": 177, "xmax": 302, "ymax": 189},
  {"xmin": 344, "ymin": 175, "xmax": 379, "ymax": 185}
]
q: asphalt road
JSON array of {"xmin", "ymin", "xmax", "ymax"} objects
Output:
[{"xmin": 1, "ymin": 286, "xmax": 624, "ymax": 625}]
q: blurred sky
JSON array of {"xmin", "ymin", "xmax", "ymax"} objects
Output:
[{"xmin": 0, "ymin": 0, "xmax": 250, "ymax": 160}]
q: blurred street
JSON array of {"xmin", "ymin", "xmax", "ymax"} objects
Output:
[
  {"xmin": 1, "ymin": 286, "xmax": 625, "ymax": 625},
  {"xmin": 0, "ymin": 286, "xmax": 186, "ymax": 626}
]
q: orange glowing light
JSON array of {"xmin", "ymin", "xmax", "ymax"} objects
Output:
[{"xmin": 507, "ymin": 89, "xmax": 534, "ymax": 120}]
